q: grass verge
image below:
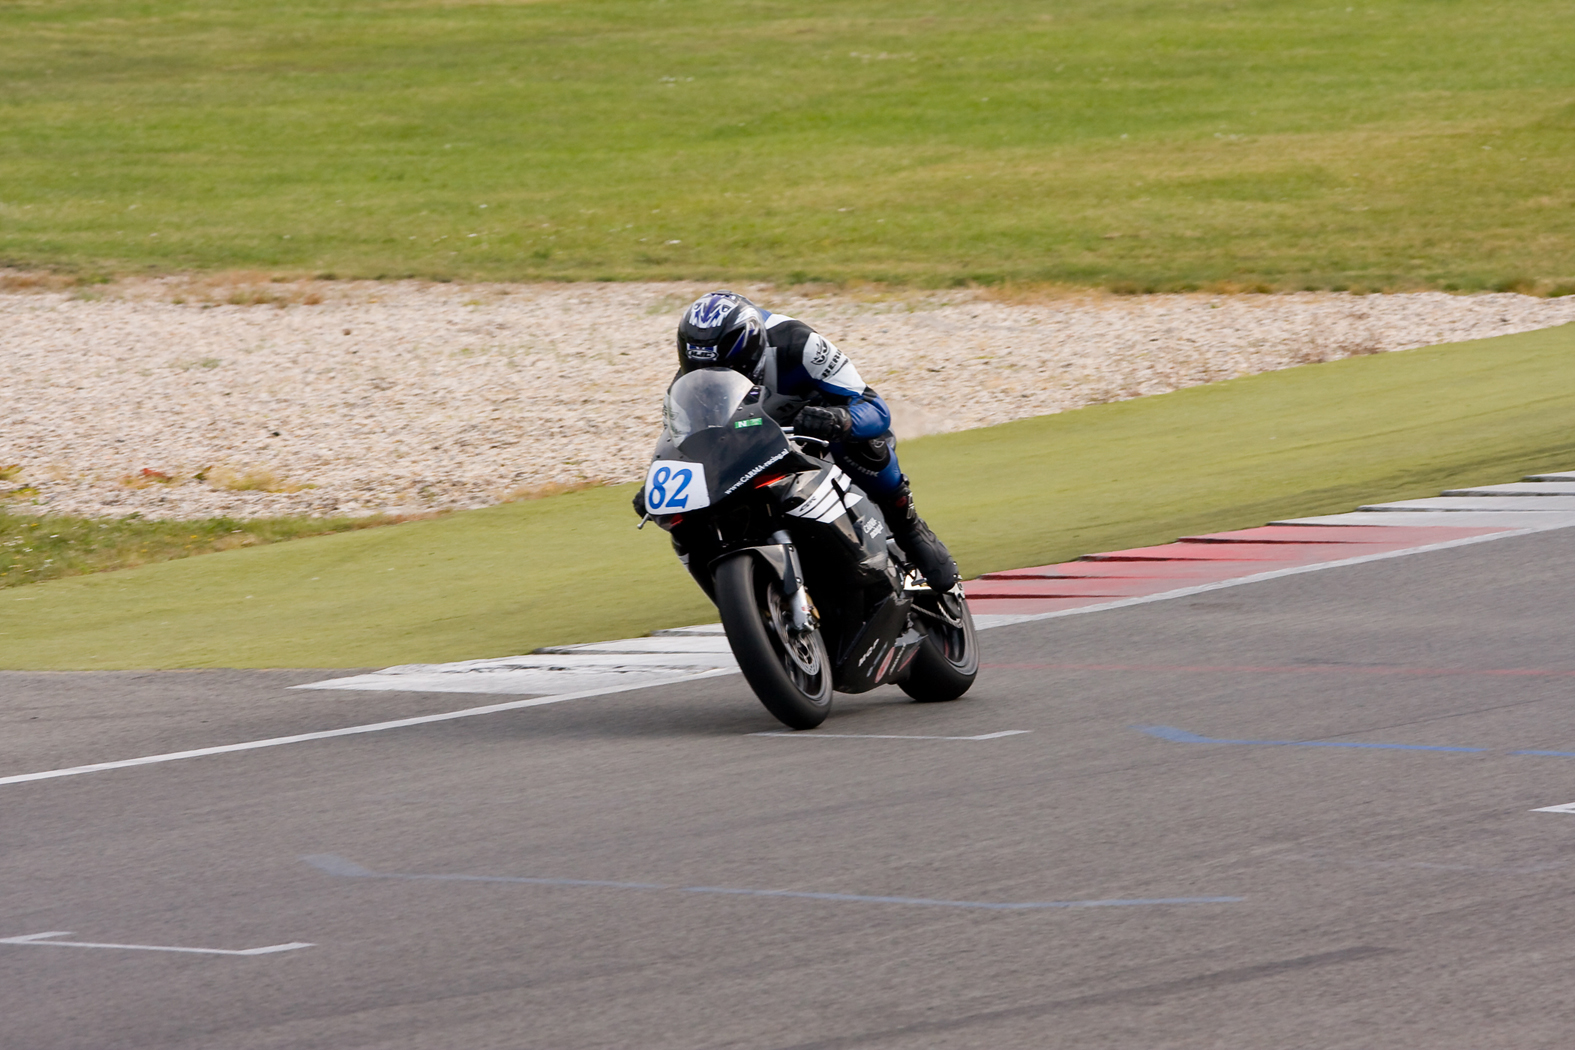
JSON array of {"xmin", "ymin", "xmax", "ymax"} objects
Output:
[
  {"xmin": 3, "ymin": 322, "xmax": 1573, "ymax": 670},
  {"xmin": 0, "ymin": 510, "xmax": 417, "ymax": 589},
  {"xmin": 2, "ymin": 0, "xmax": 1572, "ymax": 291}
]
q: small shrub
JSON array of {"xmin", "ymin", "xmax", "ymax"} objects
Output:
[
  {"xmin": 498, "ymin": 478, "xmax": 604, "ymax": 502},
  {"xmin": 205, "ymin": 466, "xmax": 308, "ymax": 492},
  {"xmin": 120, "ymin": 468, "xmax": 179, "ymax": 488},
  {"xmin": 226, "ymin": 287, "xmax": 284, "ymax": 306}
]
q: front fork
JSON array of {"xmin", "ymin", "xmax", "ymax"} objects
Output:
[
  {"xmin": 771, "ymin": 530, "xmax": 817, "ymax": 633},
  {"xmin": 710, "ymin": 531, "xmax": 817, "ymax": 633}
]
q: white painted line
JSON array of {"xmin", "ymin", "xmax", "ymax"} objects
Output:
[
  {"xmin": 654, "ymin": 623, "xmax": 727, "ymax": 636},
  {"xmin": 750, "ymin": 729, "xmax": 1031, "ymax": 741},
  {"xmin": 972, "ymin": 524, "xmax": 1568, "ymax": 629},
  {"xmin": 301, "ymin": 516, "xmax": 1575, "ymax": 694},
  {"xmin": 297, "ymin": 650, "xmax": 738, "ymax": 695},
  {"xmin": 536, "ymin": 635, "xmax": 734, "ymax": 655},
  {"xmin": 0, "ymin": 669, "xmax": 735, "ymax": 787},
  {"xmin": 1531, "ymin": 802, "xmax": 1575, "ymax": 814},
  {"xmin": 0, "ymin": 931, "xmax": 312, "ymax": 956},
  {"xmin": 1360, "ymin": 496, "xmax": 1575, "ymax": 512},
  {"xmin": 1277, "ymin": 511, "xmax": 1575, "ymax": 528},
  {"xmin": 1442, "ymin": 483, "xmax": 1575, "ymax": 496},
  {"xmin": 10, "ymin": 504, "xmax": 1572, "ymax": 791}
]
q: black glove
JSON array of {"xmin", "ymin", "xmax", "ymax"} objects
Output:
[
  {"xmin": 632, "ymin": 487, "xmax": 647, "ymax": 518},
  {"xmin": 795, "ymin": 404, "xmax": 853, "ymax": 441}
]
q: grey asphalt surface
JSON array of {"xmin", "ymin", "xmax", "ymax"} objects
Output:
[{"xmin": 5, "ymin": 528, "xmax": 1575, "ymax": 1049}]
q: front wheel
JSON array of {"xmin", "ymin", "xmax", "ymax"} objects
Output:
[
  {"xmin": 900, "ymin": 587, "xmax": 979, "ymax": 703},
  {"xmin": 714, "ymin": 552, "xmax": 834, "ymax": 729}
]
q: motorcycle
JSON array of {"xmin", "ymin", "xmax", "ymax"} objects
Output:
[{"xmin": 640, "ymin": 366, "xmax": 978, "ymax": 729}]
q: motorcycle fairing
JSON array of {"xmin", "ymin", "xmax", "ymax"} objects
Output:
[
  {"xmin": 833, "ymin": 593, "xmax": 922, "ymax": 693},
  {"xmin": 777, "ymin": 465, "xmax": 893, "ymax": 583},
  {"xmin": 647, "ymin": 408, "xmax": 820, "ymax": 518}
]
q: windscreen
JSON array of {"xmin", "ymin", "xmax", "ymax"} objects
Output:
[{"xmin": 663, "ymin": 367, "xmax": 756, "ymax": 444}]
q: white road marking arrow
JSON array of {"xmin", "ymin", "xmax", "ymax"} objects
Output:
[{"xmin": 0, "ymin": 931, "xmax": 313, "ymax": 956}]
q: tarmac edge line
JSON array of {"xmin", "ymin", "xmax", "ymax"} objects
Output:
[{"xmin": 5, "ymin": 519, "xmax": 1571, "ymax": 791}]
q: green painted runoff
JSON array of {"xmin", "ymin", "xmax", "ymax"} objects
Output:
[{"xmin": 4, "ymin": 321, "xmax": 1572, "ymax": 670}]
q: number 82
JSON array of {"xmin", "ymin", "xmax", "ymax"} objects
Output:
[{"xmin": 649, "ymin": 466, "xmax": 693, "ymax": 510}]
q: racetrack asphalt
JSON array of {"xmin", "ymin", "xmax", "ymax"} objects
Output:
[{"xmin": 5, "ymin": 528, "xmax": 1575, "ymax": 1049}]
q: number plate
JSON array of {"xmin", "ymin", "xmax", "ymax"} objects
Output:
[{"xmin": 644, "ymin": 460, "xmax": 710, "ymax": 515}]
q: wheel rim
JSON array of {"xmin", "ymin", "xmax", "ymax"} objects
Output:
[
  {"xmin": 931, "ymin": 590, "xmax": 974, "ymax": 669},
  {"xmin": 762, "ymin": 579, "xmax": 830, "ymax": 703}
]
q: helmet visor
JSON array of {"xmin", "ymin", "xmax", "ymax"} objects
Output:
[{"xmin": 686, "ymin": 325, "xmax": 754, "ymax": 365}]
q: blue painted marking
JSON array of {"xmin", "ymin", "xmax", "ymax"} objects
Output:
[
  {"xmin": 677, "ymin": 886, "xmax": 1241, "ymax": 910},
  {"xmin": 302, "ymin": 856, "xmax": 665, "ymax": 890},
  {"xmin": 303, "ymin": 856, "xmax": 1238, "ymax": 911},
  {"xmin": 1138, "ymin": 725, "xmax": 1487, "ymax": 753}
]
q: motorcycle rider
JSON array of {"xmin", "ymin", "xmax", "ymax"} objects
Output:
[{"xmin": 636, "ymin": 290, "xmax": 959, "ymax": 591}]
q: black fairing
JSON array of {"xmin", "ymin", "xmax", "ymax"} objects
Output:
[
  {"xmin": 677, "ymin": 424, "xmax": 792, "ymax": 500},
  {"xmin": 652, "ymin": 393, "xmax": 920, "ymax": 694},
  {"xmin": 833, "ymin": 593, "xmax": 920, "ymax": 693},
  {"xmin": 653, "ymin": 404, "xmax": 820, "ymax": 505}
]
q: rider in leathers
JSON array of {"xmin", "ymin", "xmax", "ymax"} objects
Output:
[{"xmin": 636, "ymin": 290, "xmax": 959, "ymax": 591}]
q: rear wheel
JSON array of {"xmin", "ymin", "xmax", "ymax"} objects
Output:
[
  {"xmin": 714, "ymin": 552, "xmax": 834, "ymax": 729},
  {"xmin": 900, "ymin": 586, "xmax": 978, "ymax": 703}
]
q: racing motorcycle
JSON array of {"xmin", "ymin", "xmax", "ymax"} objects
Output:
[{"xmin": 640, "ymin": 367, "xmax": 977, "ymax": 729}]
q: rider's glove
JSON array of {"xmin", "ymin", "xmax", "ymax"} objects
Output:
[
  {"xmin": 632, "ymin": 487, "xmax": 647, "ymax": 518},
  {"xmin": 795, "ymin": 404, "xmax": 853, "ymax": 441}
]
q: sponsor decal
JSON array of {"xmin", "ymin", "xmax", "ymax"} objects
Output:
[
  {"xmin": 722, "ymin": 447, "xmax": 791, "ymax": 497},
  {"xmin": 806, "ymin": 347, "xmax": 854, "ymax": 387},
  {"xmin": 685, "ymin": 344, "xmax": 718, "ymax": 362},
  {"xmin": 860, "ymin": 637, "xmax": 883, "ymax": 667},
  {"xmin": 875, "ymin": 646, "xmax": 897, "ymax": 681},
  {"xmin": 733, "ymin": 417, "xmax": 763, "ymax": 428},
  {"xmin": 808, "ymin": 335, "xmax": 830, "ymax": 366},
  {"xmin": 785, "ymin": 474, "xmax": 847, "ymax": 523},
  {"xmin": 859, "ymin": 515, "xmax": 884, "ymax": 539}
]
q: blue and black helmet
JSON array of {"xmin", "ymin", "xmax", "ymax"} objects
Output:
[{"xmin": 676, "ymin": 291, "xmax": 765, "ymax": 375}]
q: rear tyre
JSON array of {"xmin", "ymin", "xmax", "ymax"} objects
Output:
[
  {"xmin": 714, "ymin": 552, "xmax": 834, "ymax": 730},
  {"xmin": 900, "ymin": 586, "xmax": 978, "ymax": 703}
]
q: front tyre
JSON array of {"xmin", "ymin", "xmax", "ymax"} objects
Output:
[
  {"xmin": 714, "ymin": 552, "xmax": 834, "ymax": 730},
  {"xmin": 900, "ymin": 586, "xmax": 979, "ymax": 703}
]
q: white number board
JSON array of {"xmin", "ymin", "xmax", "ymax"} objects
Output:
[{"xmin": 644, "ymin": 460, "xmax": 710, "ymax": 515}]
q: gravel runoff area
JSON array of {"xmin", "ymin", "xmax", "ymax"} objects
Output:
[{"xmin": 4, "ymin": 276, "xmax": 1574, "ymax": 521}]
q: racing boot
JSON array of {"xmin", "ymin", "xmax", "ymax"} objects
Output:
[{"xmin": 877, "ymin": 479, "xmax": 959, "ymax": 591}]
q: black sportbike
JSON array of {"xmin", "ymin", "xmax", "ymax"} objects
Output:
[{"xmin": 640, "ymin": 367, "xmax": 978, "ymax": 729}]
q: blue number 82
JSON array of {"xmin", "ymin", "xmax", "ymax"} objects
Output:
[{"xmin": 648, "ymin": 466, "xmax": 692, "ymax": 510}]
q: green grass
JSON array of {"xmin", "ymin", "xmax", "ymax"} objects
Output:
[
  {"xmin": 5, "ymin": 322, "xmax": 1573, "ymax": 670},
  {"xmin": 0, "ymin": 508, "xmax": 419, "ymax": 589},
  {"xmin": 2, "ymin": 0, "xmax": 1572, "ymax": 291}
]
